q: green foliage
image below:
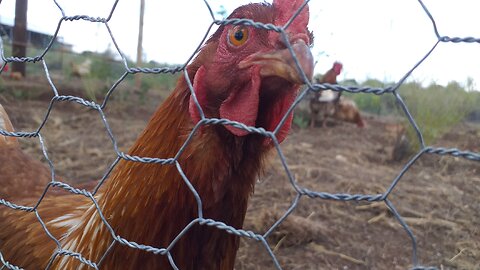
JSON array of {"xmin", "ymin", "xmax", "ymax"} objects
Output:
[
  {"xmin": 81, "ymin": 78, "xmax": 103, "ymax": 102},
  {"xmin": 0, "ymin": 77, "xmax": 5, "ymax": 93},
  {"xmin": 344, "ymin": 77, "xmax": 479, "ymax": 150},
  {"xmin": 90, "ymin": 59, "xmax": 121, "ymax": 81},
  {"xmin": 343, "ymin": 78, "xmax": 398, "ymax": 115},
  {"xmin": 4, "ymin": 43, "xmax": 180, "ymax": 99},
  {"xmin": 133, "ymin": 61, "xmax": 181, "ymax": 103},
  {"xmin": 398, "ymin": 81, "xmax": 478, "ymax": 149},
  {"xmin": 293, "ymin": 111, "xmax": 310, "ymax": 129}
]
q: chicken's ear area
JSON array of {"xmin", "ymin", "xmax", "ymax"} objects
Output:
[{"xmin": 189, "ymin": 66, "xmax": 208, "ymax": 125}]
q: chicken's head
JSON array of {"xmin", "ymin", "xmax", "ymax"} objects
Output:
[
  {"xmin": 189, "ymin": 0, "xmax": 314, "ymax": 144},
  {"xmin": 333, "ymin": 61, "xmax": 343, "ymax": 76}
]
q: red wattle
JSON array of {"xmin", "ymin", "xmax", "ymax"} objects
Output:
[{"xmin": 219, "ymin": 68, "xmax": 261, "ymax": 136}]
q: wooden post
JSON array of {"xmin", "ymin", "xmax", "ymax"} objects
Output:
[
  {"xmin": 135, "ymin": 0, "xmax": 145, "ymax": 90},
  {"xmin": 12, "ymin": 0, "xmax": 28, "ymax": 77}
]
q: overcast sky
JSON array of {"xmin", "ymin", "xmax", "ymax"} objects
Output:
[{"xmin": 0, "ymin": 0, "xmax": 479, "ymax": 87}]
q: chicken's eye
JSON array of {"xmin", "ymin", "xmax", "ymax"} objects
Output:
[{"xmin": 228, "ymin": 27, "xmax": 249, "ymax": 47}]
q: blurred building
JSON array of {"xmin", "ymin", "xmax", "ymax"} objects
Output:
[{"xmin": 0, "ymin": 18, "xmax": 71, "ymax": 50}]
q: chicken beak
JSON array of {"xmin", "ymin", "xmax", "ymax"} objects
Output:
[{"xmin": 238, "ymin": 39, "xmax": 314, "ymax": 84}]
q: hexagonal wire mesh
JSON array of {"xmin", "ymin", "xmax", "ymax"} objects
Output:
[{"xmin": 0, "ymin": 0, "xmax": 479, "ymax": 269}]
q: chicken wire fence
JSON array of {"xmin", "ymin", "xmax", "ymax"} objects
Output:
[{"xmin": 0, "ymin": 0, "xmax": 479, "ymax": 269}]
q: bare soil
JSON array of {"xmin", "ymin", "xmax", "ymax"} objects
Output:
[{"xmin": 1, "ymin": 75, "xmax": 479, "ymax": 269}]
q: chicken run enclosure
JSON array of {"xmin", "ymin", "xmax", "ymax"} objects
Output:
[{"xmin": 0, "ymin": 0, "xmax": 479, "ymax": 269}]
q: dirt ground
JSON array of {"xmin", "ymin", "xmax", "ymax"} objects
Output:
[{"xmin": 1, "ymin": 76, "xmax": 479, "ymax": 269}]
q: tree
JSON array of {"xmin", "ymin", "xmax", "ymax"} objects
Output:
[
  {"xmin": 135, "ymin": 0, "xmax": 145, "ymax": 89},
  {"xmin": 465, "ymin": 77, "xmax": 476, "ymax": 92},
  {"xmin": 12, "ymin": 0, "xmax": 28, "ymax": 76}
]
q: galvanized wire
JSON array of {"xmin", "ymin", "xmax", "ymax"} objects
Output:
[{"xmin": 0, "ymin": 0, "xmax": 478, "ymax": 269}]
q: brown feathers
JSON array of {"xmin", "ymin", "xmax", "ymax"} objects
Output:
[
  {"xmin": 0, "ymin": 104, "xmax": 18, "ymax": 148},
  {"xmin": 0, "ymin": 104, "xmax": 50, "ymax": 200}
]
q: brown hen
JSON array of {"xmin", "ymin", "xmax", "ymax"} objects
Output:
[{"xmin": 0, "ymin": 1, "xmax": 314, "ymax": 269}]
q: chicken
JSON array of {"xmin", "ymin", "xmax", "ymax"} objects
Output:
[
  {"xmin": 0, "ymin": 59, "xmax": 17, "ymax": 79},
  {"xmin": 0, "ymin": 104, "xmax": 51, "ymax": 201},
  {"xmin": 310, "ymin": 61, "xmax": 342, "ymax": 128},
  {"xmin": 0, "ymin": 1, "xmax": 314, "ymax": 269},
  {"xmin": 70, "ymin": 58, "xmax": 92, "ymax": 78},
  {"xmin": 0, "ymin": 104, "xmax": 16, "ymax": 147},
  {"xmin": 1, "ymin": 59, "xmax": 19, "ymax": 79},
  {"xmin": 332, "ymin": 96, "xmax": 365, "ymax": 128},
  {"xmin": 9, "ymin": 71, "xmax": 23, "ymax": 80},
  {"xmin": 310, "ymin": 62, "xmax": 365, "ymax": 128}
]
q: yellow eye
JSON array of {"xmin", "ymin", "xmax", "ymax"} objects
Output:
[{"xmin": 228, "ymin": 26, "xmax": 249, "ymax": 47}]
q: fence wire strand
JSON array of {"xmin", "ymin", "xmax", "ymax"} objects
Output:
[{"xmin": 0, "ymin": 0, "xmax": 478, "ymax": 269}]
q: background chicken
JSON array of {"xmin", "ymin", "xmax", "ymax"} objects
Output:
[
  {"xmin": 0, "ymin": 0, "xmax": 313, "ymax": 269},
  {"xmin": 70, "ymin": 58, "xmax": 92, "ymax": 78},
  {"xmin": 310, "ymin": 61, "xmax": 342, "ymax": 127},
  {"xmin": 2, "ymin": 58, "xmax": 23, "ymax": 80},
  {"xmin": 310, "ymin": 62, "xmax": 365, "ymax": 128},
  {"xmin": 332, "ymin": 97, "xmax": 366, "ymax": 127}
]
